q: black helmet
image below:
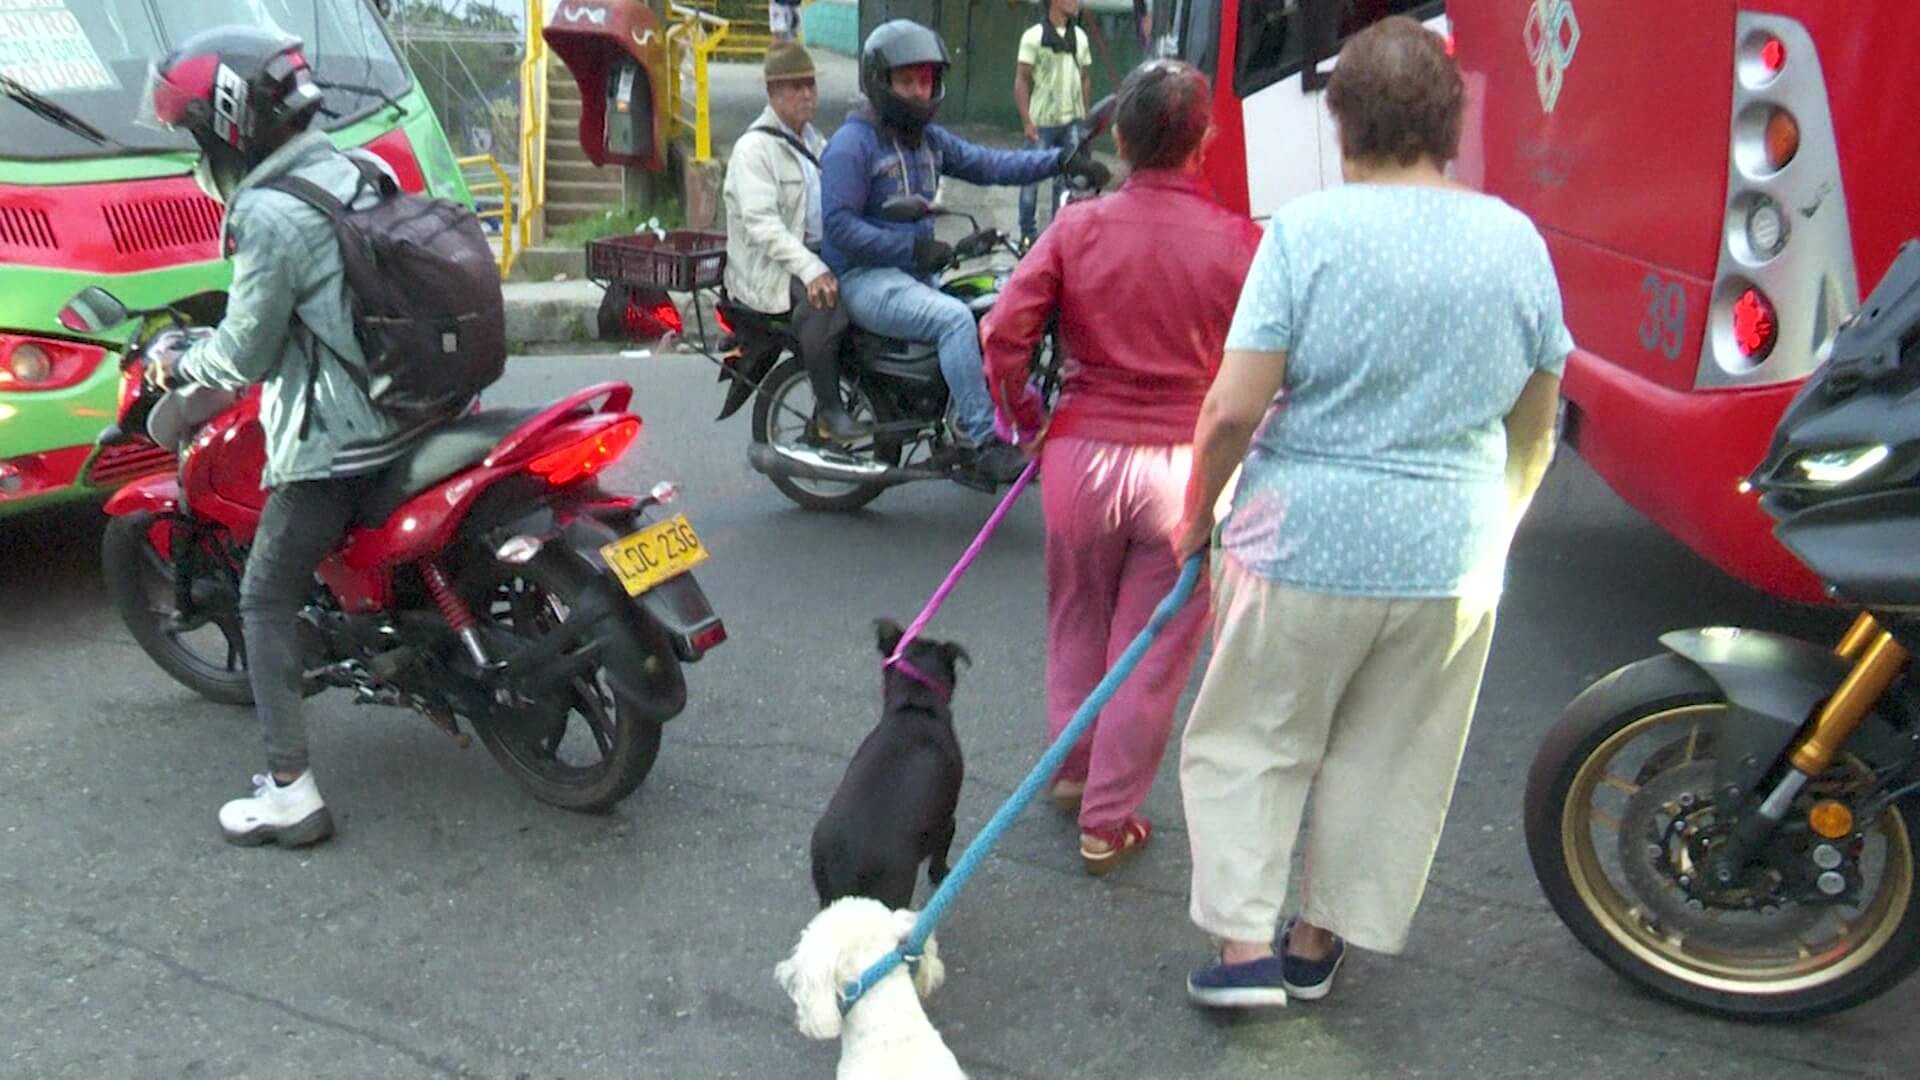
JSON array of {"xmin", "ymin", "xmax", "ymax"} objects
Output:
[
  {"xmin": 143, "ymin": 26, "xmax": 325, "ymax": 200},
  {"xmin": 860, "ymin": 20, "xmax": 950, "ymax": 134}
]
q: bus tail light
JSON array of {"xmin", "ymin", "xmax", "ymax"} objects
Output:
[
  {"xmin": 1744, "ymin": 196, "xmax": 1790, "ymax": 260},
  {"xmin": 1734, "ymin": 287, "xmax": 1779, "ymax": 361},
  {"xmin": 1760, "ymin": 38, "xmax": 1787, "ymax": 76},
  {"xmin": 0, "ymin": 335, "xmax": 108, "ymax": 391},
  {"xmin": 1763, "ymin": 108, "xmax": 1800, "ymax": 170}
]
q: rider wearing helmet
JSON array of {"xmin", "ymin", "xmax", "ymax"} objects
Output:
[
  {"xmin": 144, "ymin": 27, "xmax": 437, "ymax": 849},
  {"xmin": 822, "ymin": 20, "xmax": 1104, "ymax": 485}
]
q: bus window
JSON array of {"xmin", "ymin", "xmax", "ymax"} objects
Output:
[
  {"xmin": 1236, "ymin": 2, "xmax": 1307, "ymax": 99},
  {"xmin": 1337, "ymin": 1, "xmax": 1445, "ymax": 42},
  {"xmin": 1156, "ymin": 0, "xmax": 1220, "ymax": 76}
]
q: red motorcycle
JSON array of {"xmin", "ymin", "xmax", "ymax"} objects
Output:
[{"xmin": 64, "ymin": 286, "xmax": 725, "ymax": 813}]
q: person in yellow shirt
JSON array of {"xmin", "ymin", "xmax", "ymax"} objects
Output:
[{"xmin": 1015, "ymin": 0, "xmax": 1093, "ymax": 248}]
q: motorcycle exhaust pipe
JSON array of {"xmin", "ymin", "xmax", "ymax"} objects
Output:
[{"xmin": 748, "ymin": 442, "xmax": 942, "ymax": 488}]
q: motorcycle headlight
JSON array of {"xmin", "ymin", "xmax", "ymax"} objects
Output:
[{"xmin": 1793, "ymin": 444, "xmax": 1890, "ymax": 487}]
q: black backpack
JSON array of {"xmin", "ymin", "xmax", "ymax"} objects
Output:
[{"xmin": 265, "ymin": 157, "xmax": 506, "ymax": 425}]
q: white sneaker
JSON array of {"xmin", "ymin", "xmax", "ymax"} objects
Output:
[{"xmin": 218, "ymin": 772, "xmax": 335, "ymax": 847}]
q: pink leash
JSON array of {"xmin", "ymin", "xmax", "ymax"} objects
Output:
[{"xmin": 884, "ymin": 458, "xmax": 1041, "ymax": 668}]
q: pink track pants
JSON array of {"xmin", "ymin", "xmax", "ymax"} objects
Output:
[{"xmin": 1041, "ymin": 436, "xmax": 1211, "ymax": 833}]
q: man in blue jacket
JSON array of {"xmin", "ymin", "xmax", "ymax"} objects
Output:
[{"xmin": 822, "ymin": 20, "xmax": 1084, "ymax": 484}]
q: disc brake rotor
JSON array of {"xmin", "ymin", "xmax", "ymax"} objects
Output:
[{"xmin": 1615, "ymin": 761, "xmax": 1825, "ymax": 948}]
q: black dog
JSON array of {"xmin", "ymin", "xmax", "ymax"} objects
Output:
[{"xmin": 809, "ymin": 619, "xmax": 969, "ymax": 910}]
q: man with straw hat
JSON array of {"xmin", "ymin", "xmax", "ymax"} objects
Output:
[{"xmin": 722, "ymin": 42, "xmax": 865, "ymax": 441}]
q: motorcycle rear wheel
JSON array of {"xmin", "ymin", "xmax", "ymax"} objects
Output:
[
  {"xmin": 750, "ymin": 358, "xmax": 900, "ymax": 512},
  {"xmin": 467, "ymin": 551, "xmax": 664, "ymax": 813},
  {"xmin": 102, "ymin": 510, "xmax": 254, "ymax": 706},
  {"xmin": 1525, "ymin": 653, "xmax": 1920, "ymax": 1020}
]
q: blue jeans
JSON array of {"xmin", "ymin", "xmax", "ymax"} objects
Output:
[
  {"xmin": 1018, "ymin": 122, "xmax": 1082, "ymax": 239},
  {"xmin": 840, "ymin": 266, "xmax": 997, "ymax": 444}
]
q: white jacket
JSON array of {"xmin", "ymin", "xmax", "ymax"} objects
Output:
[{"xmin": 722, "ymin": 106, "xmax": 830, "ymax": 316}]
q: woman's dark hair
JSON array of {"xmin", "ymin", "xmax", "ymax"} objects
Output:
[
  {"xmin": 1114, "ymin": 59, "xmax": 1211, "ymax": 171},
  {"xmin": 1325, "ymin": 16, "xmax": 1465, "ymax": 167}
]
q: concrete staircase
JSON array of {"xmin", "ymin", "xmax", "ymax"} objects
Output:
[{"xmin": 543, "ymin": 60, "xmax": 626, "ymax": 230}]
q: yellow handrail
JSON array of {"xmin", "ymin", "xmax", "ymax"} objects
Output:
[
  {"xmin": 517, "ymin": 0, "xmax": 549, "ymax": 251},
  {"xmin": 457, "ymin": 153, "xmax": 517, "ymax": 278},
  {"xmin": 667, "ymin": 4, "xmax": 729, "ymax": 162}
]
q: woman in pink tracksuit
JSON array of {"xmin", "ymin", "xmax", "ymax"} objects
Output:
[{"xmin": 983, "ymin": 59, "xmax": 1260, "ymax": 875}]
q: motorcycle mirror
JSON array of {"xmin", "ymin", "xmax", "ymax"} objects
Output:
[
  {"xmin": 877, "ymin": 196, "xmax": 934, "ymax": 223},
  {"xmin": 1082, "ymin": 94, "xmax": 1119, "ymax": 143},
  {"xmin": 59, "ymin": 286, "xmax": 132, "ymax": 333}
]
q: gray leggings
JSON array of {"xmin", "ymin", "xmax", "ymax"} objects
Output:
[{"xmin": 240, "ymin": 474, "xmax": 381, "ymax": 776}]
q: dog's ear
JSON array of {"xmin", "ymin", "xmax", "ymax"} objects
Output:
[
  {"xmin": 938, "ymin": 641, "xmax": 971, "ymax": 670},
  {"xmin": 911, "ymin": 930, "xmax": 946, "ymax": 999},
  {"xmin": 775, "ymin": 920, "xmax": 846, "ymax": 1041},
  {"xmin": 874, "ymin": 618, "xmax": 905, "ymax": 658},
  {"xmin": 890, "ymin": 909, "xmax": 945, "ymax": 999}
]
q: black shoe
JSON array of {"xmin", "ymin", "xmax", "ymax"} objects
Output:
[
  {"xmin": 970, "ymin": 438, "xmax": 1029, "ymax": 485},
  {"xmin": 814, "ymin": 404, "xmax": 871, "ymax": 442}
]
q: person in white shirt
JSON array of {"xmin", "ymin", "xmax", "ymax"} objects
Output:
[
  {"xmin": 1015, "ymin": 0, "xmax": 1094, "ymax": 247},
  {"xmin": 722, "ymin": 43, "xmax": 866, "ymax": 440}
]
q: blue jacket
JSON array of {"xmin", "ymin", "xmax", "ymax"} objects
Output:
[{"xmin": 821, "ymin": 111, "xmax": 1063, "ymax": 276}]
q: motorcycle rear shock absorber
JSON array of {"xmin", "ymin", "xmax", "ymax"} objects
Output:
[{"xmin": 421, "ymin": 559, "xmax": 494, "ymax": 669}]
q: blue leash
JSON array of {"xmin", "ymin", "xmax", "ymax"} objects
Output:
[{"xmin": 838, "ymin": 553, "xmax": 1205, "ymax": 1013}]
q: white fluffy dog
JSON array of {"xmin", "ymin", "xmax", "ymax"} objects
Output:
[{"xmin": 774, "ymin": 896, "xmax": 966, "ymax": 1079}]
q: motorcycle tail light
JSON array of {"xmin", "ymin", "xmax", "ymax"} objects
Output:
[
  {"xmin": 0, "ymin": 335, "xmax": 106, "ymax": 391},
  {"xmin": 624, "ymin": 295, "xmax": 683, "ymax": 341},
  {"xmin": 713, "ymin": 306, "xmax": 734, "ymax": 337},
  {"xmin": 527, "ymin": 416, "xmax": 641, "ymax": 486}
]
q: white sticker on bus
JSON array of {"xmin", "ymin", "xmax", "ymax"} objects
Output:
[{"xmin": 0, "ymin": 5, "xmax": 117, "ymax": 94}]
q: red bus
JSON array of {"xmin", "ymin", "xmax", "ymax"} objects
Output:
[{"xmin": 1168, "ymin": 0, "xmax": 1920, "ymax": 601}]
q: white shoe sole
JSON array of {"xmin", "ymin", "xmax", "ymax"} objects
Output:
[
  {"xmin": 1282, "ymin": 974, "xmax": 1336, "ymax": 1001},
  {"xmin": 1185, "ymin": 982, "xmax": 1289, "ymax": 1008},
  {"xmin": 224, "ymin": 808, "xmax": 335, "ymax": 848}
]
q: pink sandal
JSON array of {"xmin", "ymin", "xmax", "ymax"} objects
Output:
[{"xmin": 1080, "ymin": 817, "xmax": 1152, "ymax": 876}]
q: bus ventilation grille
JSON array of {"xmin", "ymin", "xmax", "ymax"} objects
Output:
[
  {"xmin": 103, "ymin": 195, "xmax": 224, "ymax": 255},
  {"xmin": 88, "ymin": 439, "xmax": 177, "ymax": 489},
  {"xmin": 0, "ymin": 204, "xmax": 57, "ymax": 251}
]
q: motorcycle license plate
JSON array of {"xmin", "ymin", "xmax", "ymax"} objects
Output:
[{"xmin": 599, "ymin": 514, "xmax": 709, "ymax": 597}]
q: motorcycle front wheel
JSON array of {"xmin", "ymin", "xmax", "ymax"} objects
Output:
[
  {"xmin": 749, "ymin": 358, "xmax": 900, "ymax": 512},
  {"xmin": 466, "ymin": 550, "xmax": 666, "ymax": 813},
  {"xmin": 1525, "ymin": 653, "xmax": 1920, "ymax": 1020},
  {"xmin": 102, "ymin": 510, "xmax": 254, "ymax": 706}
]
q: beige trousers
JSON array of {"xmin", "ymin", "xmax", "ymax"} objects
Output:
[{"xmin": 1179, "ymin": 556, "xmax": 1496, "ymax": 954}]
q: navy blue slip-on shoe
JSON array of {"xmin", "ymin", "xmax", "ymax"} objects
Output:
[
  {"xmin": 1278, "ymin": 917, "xmax": 1346, "ymax": 1001},
  {"xmin": 1186, "ymin": 953, "xmax": 1289, "ymax": 1008}
]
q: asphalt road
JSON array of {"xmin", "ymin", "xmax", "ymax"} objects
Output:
[{"xmin": 1, "ymin": 350, "xmax": 1909, "ymax": 1080}]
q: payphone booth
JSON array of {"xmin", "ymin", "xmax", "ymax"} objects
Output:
[{"xmin": 544, "ymin": 0, "xmax": 672, "ymax": 173}]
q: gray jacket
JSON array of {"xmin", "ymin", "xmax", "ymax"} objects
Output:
[{"xmin": 177, "ymin": 131, "xmax": 436, "ymax": 489}]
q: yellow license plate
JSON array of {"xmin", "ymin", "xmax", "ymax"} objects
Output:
[{"xmin": 599, "ymin": 513, "xmax": 710, "ymax": 597}]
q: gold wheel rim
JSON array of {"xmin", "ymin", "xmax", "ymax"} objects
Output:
[{"xmin": 1562, "ymin": 704, "xmax": 1913, "ymax": 995}]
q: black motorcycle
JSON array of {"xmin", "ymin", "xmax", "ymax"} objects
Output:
[
  {"xmin": 1525, "ymin": 239, "xmax": 1920, "ymax": 1019},
  {"xmin": 705, "ymin": 100, "xmax": 1117, "ymax": 512}
]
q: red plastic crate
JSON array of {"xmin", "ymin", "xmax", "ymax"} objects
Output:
[{"xmin": 586, "ymin": 230, "xmax": 727, "ymax": 291}]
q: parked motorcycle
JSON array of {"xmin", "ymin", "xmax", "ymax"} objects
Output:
[
  {"xmin": 67, "ymin": 285, "xmax": 725, "ymax": 813},
  {"xmin": 707, "ymin": 99, "xmax": 1117, "ymax": 512},
  {"xmin": 1525, "ymin": 239, "xmax": 1920, "ymax": 1019}
]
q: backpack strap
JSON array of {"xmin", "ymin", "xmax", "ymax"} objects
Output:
[{"xmin": 750, "ymin": 124, "xmax": 821, "ymax": 169}]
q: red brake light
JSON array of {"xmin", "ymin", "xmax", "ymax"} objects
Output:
[
  {"xmin": 1760, "ymin": 38, "xmax": 1787, "ymax": 74},
  {"xmin": 527, "ymin": 416, "xmax": 641, "ymax": 486},
  {"xmin": 714, "ymin": 306, "xmax": 735, "ymax": 337},
  {"xmin": 1733, "ymin": 288, "xmax": 1778, "ymax": 360},
  {"xmin": 690, "ymin": 622, "xmax": 728, "ymax": 653},
  {"xmin": 0, "ymin": 335, "xmax": 108, "ymax": 391},
  {"xmin": 623, "ymin": 296, "xmax": 684, "ymax": 340}
]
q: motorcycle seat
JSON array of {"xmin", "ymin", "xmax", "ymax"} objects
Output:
[
  {"xmin": 848, "ymin": 328, "xmax": 941, "ymax": 383},
  {"xmin": 357, "ymin": 407, "xmax": 540, "ymax": 526}
]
